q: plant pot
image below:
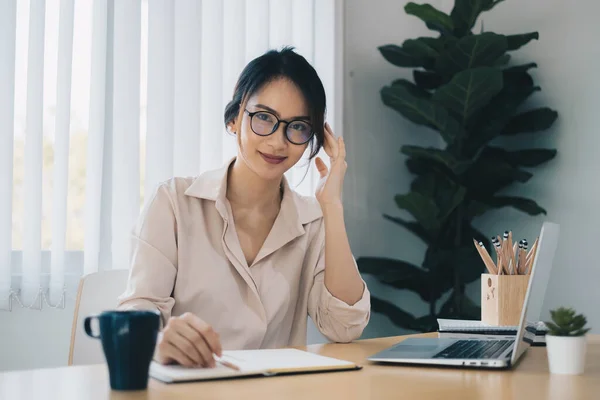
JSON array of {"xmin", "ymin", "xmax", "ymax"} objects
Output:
[{"xmin": 546, "ymin": 334, "xmax": 587, "ymax": 375}]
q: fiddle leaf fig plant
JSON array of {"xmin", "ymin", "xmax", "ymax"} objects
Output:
[{"xmin": 357, "ymin": 0, "xmax": 558, "ymax": 332}]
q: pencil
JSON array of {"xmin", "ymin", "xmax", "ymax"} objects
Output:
[
  {"xmin": 518, "ymin": 239, "xmax": 528, "ymax": 274},
  {"xmin": 501, "ymin": 231, "xmax": 510, "ymax": 273},
  {"xmin": 474, "ymin": 239, "xmax": 497, "ymax": 275},
  {"xmin": 215, "ymin": 356, "xmax": 240, "ymax": 371},
  {"xmin": 515, "ymin": 240, "xmax": 523, "ymax": 274},
  {"xmin": 508, "ymin": 231, "xmax": 514, "ymax": 266},
  {"xmin": 525, "ymin": 238, "xmax": 539, "ymax": 275},
  {"xmin": 491, "ymin": 236, "xmax": 502, "ymax": 270},
  {"xmin": 527, "ymin": 237, "xmax": 539, "ymax": 260},
  {"xmin": 512, "ymin": 241, "xmax": 519, "ymax": 274}
]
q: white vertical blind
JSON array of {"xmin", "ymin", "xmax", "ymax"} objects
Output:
[
  {"xmin": 245, "ymin": 0, "xmax": 269, "ymax": 62},
  {"xmin": 199, "ymin": 0, "xmax": 224, "ymax": 172},
  {"xmin": 292, "ymin": 0, "xmax": 315, "ymax": 196},
  {"xmin": 0, "ymin": 0, "xmax": 17, "ymax": 309},
  {"xmin": 111, "ymin": 0, "xmax": 141, "ymax": 270},
  {"xmin": 146, "ymin": 0, "xmax": 174, "ymax": 198},
  {"xmin": 173, "ymin": 0, "xmax": 201, "ymax": 177},
  {"xmin": 222, "ymin": 0, "xmax": 246, "ymax": 163},
  {"xmin": 21, "ymin": 0, "xmax": 46, "ymax": 306},
  {"xmin": 269, "ymin": 0, "xmax": 295, "ymax": 186},
  {"xmin": 83, "ymin": 0, "xmax": 108, "ymax": 276},
  {"xmin": 49, "ymin": 0, "xmax": 75, "ymax": 305},
  {"xmin": 269, "ymin": 0, "xmax": 292, "ymax": 49},
  {"xmin": 314, "ymin": 0, "xmax": 337, "ymax": 132}
]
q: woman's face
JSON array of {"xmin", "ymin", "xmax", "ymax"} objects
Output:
[{"xmin": 230, "ymin": 78, "xmax": 311, "ymax": 182}]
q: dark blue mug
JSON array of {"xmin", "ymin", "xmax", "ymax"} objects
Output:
[{"xmin": 84, "ymin": 310, "xmax": 160, "ymax": 391}]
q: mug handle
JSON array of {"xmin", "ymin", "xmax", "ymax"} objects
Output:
[{"xmin": 84, "ymin": 316, "xmax": 101, "ymax": 339}]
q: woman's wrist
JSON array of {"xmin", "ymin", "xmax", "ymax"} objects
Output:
[{"xmin": 319, "ymin": 201, "xmax": 344, "ymax": 216}]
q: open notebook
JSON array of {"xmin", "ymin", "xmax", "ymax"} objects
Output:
[{"xmin": 150, "ymin": 348, "xmax": 361, "ymax": 383}]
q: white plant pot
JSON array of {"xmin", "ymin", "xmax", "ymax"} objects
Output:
[{"xmin": 546, "ymin": 335, "xmax": 587, "ymax": 375}]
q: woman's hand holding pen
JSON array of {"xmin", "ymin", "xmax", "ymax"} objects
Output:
[{"xmin": 155, "ymin": 312, "xmax": 222, "ymax": 368}]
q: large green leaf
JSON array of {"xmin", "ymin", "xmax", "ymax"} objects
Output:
[
  {"xmin": 391, "ymin": 79, "xmax": 431, "ymax": 99},
  {"xmin": 423, "ymin": 245, "xmax": 484, "ymax": 286},
  {"xmin": 506, "ymin": 32, "xmax": 539, "ymax": 51},
  {"xmin": 464, "ymin": 157, "xmax": 533, "ymax": 196},
  {"xmin": 466, "ymin": 199, "xmax": 492, "ymax": 219},
  {"xmin": 411, "ymin": 173, "xmax": 468, "ymax": 226},
  {"xmin": 438, "ymin": 292, "xmax": 481, "ymax": 320},
  {"xmin": 438, "ymin": 185, "xmax": 467, "ymax": 222},
  {"xmin": 411, "ymin": 173, "xmax": 436, "ymax": 199},
  {"xmin": 394, "ymin": 192, "xmax": 440, "ymax": 234},
  {"xmin": 464, "ymin": 65, "xmax": 541, "ymax": 155},
  {"xmin": 401, "ymin": 38, "xmax": 443, "ymax": 69},
  {"xmin": 406, "ymin": 158, "xmax": 440, "ymax": 176},
  {"xmin": 503, "ymin": 63, "xmax": 537, "ymax": 85},
  {"xmin": 413, "ymin": 315, "xmax": 439, "ymax": 332},
  {"xmin": 404, "ymin": 2, "xmax": 455, "ymax": 35},
  {"xmin": 502, "ymin": 108, "xmax": 558, "ymax": 135},
  {"xmin": 383, "ymin": 214, "xmax": 431, "ymax": 244},
  {"xmin": 451, "ymin": 0, "xmax": 504, "ymax": 36},
  {"xmin": 480, "ymin": 196, "xmax": 547, "ymax": 215},
  {"xmin": 371, "ymin": 297, "xmax": 428, "ymax": 331},
  {"xmin": 381, "ymin": 84, "xmax": 465, "ymax": 144},
  {"xmin": 379, "ymin": 45, "xmax": 426, "ymax": 68},
  {"xmin": 401, "ymin": 145, "xmax": 471, "ymax": 174},
  {"xmin": 357, "ymin": 257, "xmax": 426, "ymax": 284},
  {"xmin": 484, "ymin": 146, "xmax": 557, "ymax": 167},
  {"xmin": 420, "ymin": 248, "xmax": 458, "ymax": 298},
  {"xmin": 358, "ymin": 258, "xmax": 435, "ymax": 303},
  {"xmin": 493, "ymin": 54, "xmax": 511, "ymax": 66},
  {"xmin": 435, "ymin": 33, "xmax": 508, "ymax": 76},
  {"xmin": 432, "ymin": 67, "xmax": 503, "ymax": 125},
  {"xmin": 414, "ymin": 70, "xmax": 445, "ymax": 90}
]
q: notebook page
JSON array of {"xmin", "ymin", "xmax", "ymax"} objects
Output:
[
  {"xmin": 220, "ymin": 348, "xmax": 356, "ymax": 373},
  {"xmin": 149, "ymin": 361, "xmax": 262, "ymax": 383}
]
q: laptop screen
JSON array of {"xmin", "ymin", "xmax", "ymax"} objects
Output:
[{"xmin": 511, "ymin": 222, "xmax": 560, "ymax": 364}]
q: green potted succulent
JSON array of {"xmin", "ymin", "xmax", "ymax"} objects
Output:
[{"xmin": 545, "ymin": 307, "xmax": 590, "ymax": 375}]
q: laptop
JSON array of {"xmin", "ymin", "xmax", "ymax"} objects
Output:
[{"xmin": 367, "ymin": 221, "xmax": 560, "ymax": 369}]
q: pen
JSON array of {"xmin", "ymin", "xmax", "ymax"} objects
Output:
[{"xmin": 214, "ymin": 356, "xmax": 241, "ymax": 371}]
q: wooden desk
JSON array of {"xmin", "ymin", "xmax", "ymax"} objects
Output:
[{"xmin": 1, "ymin": 333, "xmax": 598, "ymax": 400}]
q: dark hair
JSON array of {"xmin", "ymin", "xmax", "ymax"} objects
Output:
[{"xmin": 224, "ymin": 46, "xmax": 326, "ymax": 159}]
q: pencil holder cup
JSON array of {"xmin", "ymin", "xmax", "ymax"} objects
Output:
[{"xmin": 481, "ymin": 274, "xmax": 530, "ymax": 326}]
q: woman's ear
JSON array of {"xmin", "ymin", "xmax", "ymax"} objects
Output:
[{"xmin": 227, "ymin": 117, "xmax": 239, "ymax": 134}]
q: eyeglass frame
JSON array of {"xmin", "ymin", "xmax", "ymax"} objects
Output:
[{"xmin": 243, "ymin": 109, "xmax": 315, "ymax": 145}]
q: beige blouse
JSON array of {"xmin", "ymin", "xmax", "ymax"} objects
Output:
[{"xmin": 117, "ymin": 158, "xmax": 371, "ymax": 350}]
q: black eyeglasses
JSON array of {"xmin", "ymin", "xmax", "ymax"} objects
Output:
[{"xmin": 244, "ymin": 109, "xmax": 314, "ymax": 145}]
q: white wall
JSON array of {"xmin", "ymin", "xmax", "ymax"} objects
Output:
[
  {"xmin": 343, "ymin": 0, "xmax": 600, "ymax": 339},
  {"xmin": 0, "ymin": 300, "xmax": 74, "ymax": 371}
]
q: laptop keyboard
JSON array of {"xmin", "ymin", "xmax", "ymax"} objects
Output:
[{"xmin": 433, "ymin": 340, "xmax": 513, "ymax": 359}]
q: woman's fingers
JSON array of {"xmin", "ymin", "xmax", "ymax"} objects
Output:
[
  {"xmin": 323, "ymin": 123, "xmax": 338, "ymax": 159},
  {"xmin": 182, "ymin": 313, "xmax": 222, "ymax": 358},
  {"xmin": 159, "ymin": 335, "xmax": 197, "ymax": 367},
  {"xmin": 177, "ymin": 321, "xmax": 216, "ymax": 367},
  {"xmin": 157, "ymin": 313, "xmax": 223, "ymax": 368},
  {"xmin": 315, "ymin": 157, "xmax": 328, "ymax": 179},
  {"xmin": 338, "ymin": 136, "xmax": 346, "ymax": 160}
]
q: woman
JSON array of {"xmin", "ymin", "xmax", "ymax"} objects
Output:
[{"xmin": 118, "ymin": 47, "xmax": 370, "ymax": 368}]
